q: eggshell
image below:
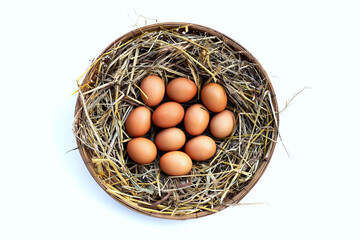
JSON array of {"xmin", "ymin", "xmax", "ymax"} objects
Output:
[
  {"xmin": 125, "ymin": 106, "xmax": 151, "ymax": 137},
  {"xmin": 184, "ymin": 135, "xmax": 216, "ymax": 161},
  {"xmin": 201, "ymin": 83, "xmax": 227, "ymax": 112},
  {"xmin": 126, "ymin": 137, "xmax": 157, "ymax": 164},
  {"xmin": 210, "ymin": 110, "xmax": 235, "ymax": 138},
  {"xmin": 166, "ymin": 77, "xmax": 197, "ymax": 103},
  {"xmin": 184, "ymin": 104, "xmax": 209, "ymax": 136},
  {"xmin": 140, "ymin": 75, "xmax": 165, "ymax": 106},
  {"xmin": 160, "ymin": 151, "xmax": 192, "ymax": 176},
  {"xmin": 155, "ymin": 128, "xmax": 186, "ymax": 152},
  {"xmin": 152, "ymin": 102, "xmax": 184, "ymax": 128}
]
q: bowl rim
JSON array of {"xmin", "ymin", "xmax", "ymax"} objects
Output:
[{"xmin": 74, "ymin": 22, "xmax": 279, "ymax": 220}]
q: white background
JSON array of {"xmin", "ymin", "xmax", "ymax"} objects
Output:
[{"xmin": 1, "ymin": 0, "xmax": 359, "ymax": 239}]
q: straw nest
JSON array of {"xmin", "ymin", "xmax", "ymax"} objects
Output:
[{"xmin": 73, "ymin": 23, "xmax": 279, "ymax": 219}]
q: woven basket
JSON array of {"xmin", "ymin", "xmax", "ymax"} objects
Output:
[{"xmin": 74, "ymin": 22, "xmax": 279, "ymax": 220}]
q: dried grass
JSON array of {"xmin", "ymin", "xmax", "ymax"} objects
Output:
[{"xmin": 73, "ymin": 24, "xmax": 278, "ymax": 216}]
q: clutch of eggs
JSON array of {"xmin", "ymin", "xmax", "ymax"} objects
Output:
[{"xmin": 125, "ymin": 75, "xmax": 235, "ymax": 176}]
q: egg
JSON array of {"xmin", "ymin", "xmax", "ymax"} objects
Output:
[
  {"xmin": 155, "ymin": 128, "xmax": 186, "ymax": 152},
  {"xmin": 152, "ymin": 102, "xmax": 184, "ymax": 128},
  {"xmin": 140, "ymin": 75, "xmax": 165, "ymax": 106},
  {"xmin": 184, "ymin": 135, "xmax": 216, "ymax": 161},
  {"xmin": 201, "ymin": 83, "xmax": 227, "ymax": 112},
  {"xmin": 184, "ymin": 104, "xmax": 209, "ymax": 136},
  {"xmin": 160, "ymin": 151, "xmax": 193, "ymax": 176},
  {"xmin": 126, "ymin": 137, "xmax": 157, "ymax": 164},
  {"xmin": 125, "ymin": 106, "xmax": 151, "ymax": 137},
  {"xmin": 210, "ymin": 110, "xmax": 235, "ymax": 138},
  {"xmin": 166, "ymin": 77, "xmax": 197, "ymax": 103}
]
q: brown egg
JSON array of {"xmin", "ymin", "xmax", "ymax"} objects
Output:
[
  {"xmin": 152, "ymin": 102, "xmax": 184, "ymax": 128},
  {"xmin": 184, "ymin": 104, "xmax": 209, "ymax": 136},
  {"xmin": 201, "ymin": 83, "xmax": 227, "ymax": 112},
  {"xmin": 184, "ymin": 135, "xmax": 216, "ymax": 161},
  {"xmin": 140, "ymin": 75, "xmax": 165, "ymax": 106},
  {"xmin": 125, "ymin": 106, "xmax": 151, "ymax": 137},
  {"xmin": 210, "ymin": 110, "xmax": 235, "ymax": 138},
  {"xmin": 126, "ymin": 137, "xmax": 157, "ymax": 164},
  {"xmin": 160, "ymin": 151, "xmax": 193, "ymax": 176},
  {"xmin": 155, "ymin": 128, "xmax": 186, "ymax": 152},
  {"xmin": 166, "ymin": 77, "xmax": 197, "ymax": 103}
]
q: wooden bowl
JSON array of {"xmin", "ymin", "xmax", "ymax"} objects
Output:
[{"xmin": 74, "ymin": 22, "xmax": 279, "ymax": 220}]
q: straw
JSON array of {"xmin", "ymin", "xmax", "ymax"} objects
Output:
[{"xmin": 73, "ymin": 23, "xmax": 279, "ymax": 218}]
